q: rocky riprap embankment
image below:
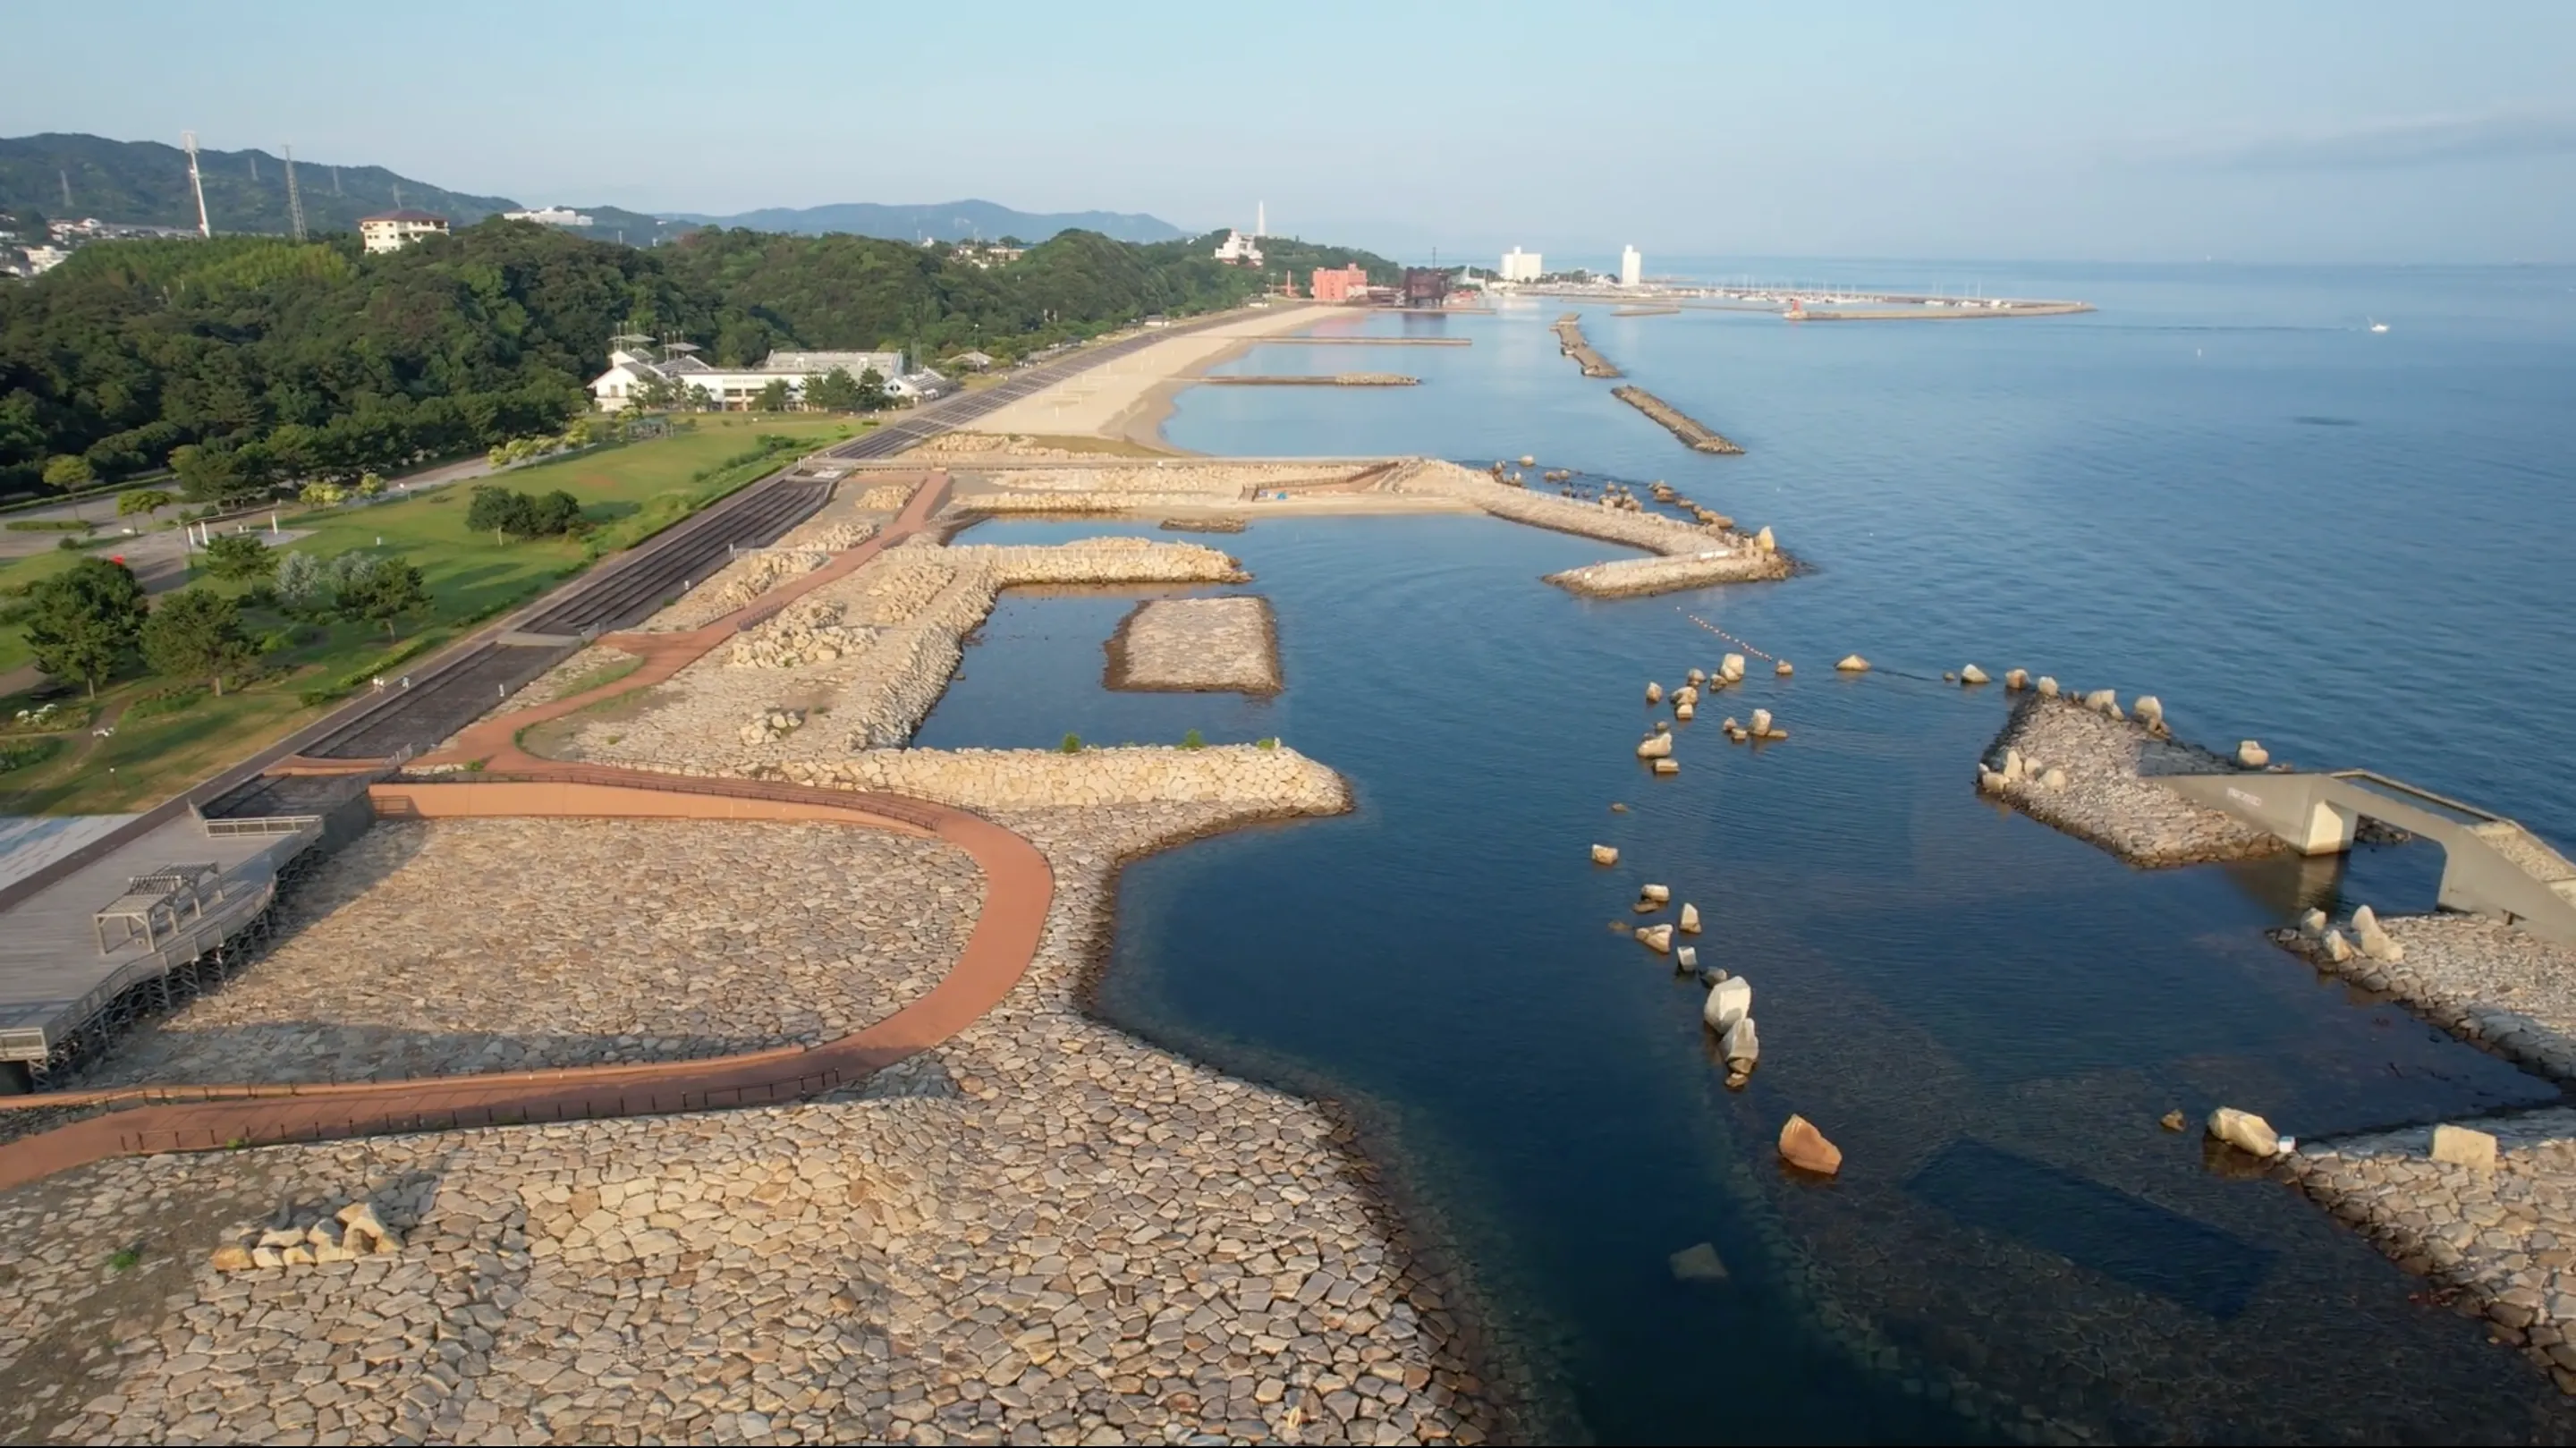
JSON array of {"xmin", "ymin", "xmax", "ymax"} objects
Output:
[
  {"xmin": 1977, "ymin": 692, "xmax": 2282, "ymax": 866},
  {"xmin": 556, "ymin": 538, "xmax": 1245, "ymax": 769},
  {"xmin": 0, "ymin": 800, "xmax": 1501, "ymax": 1447},
  {"xmin": 1391, "ymin": 460, "xmax": 1792, "ymax": 596},
  {"xmin": 1106, "ymin": 597, "xmax": 1281, "ymax": 695},
  {"xmin": 2292, "ymin": 1109, "xmax": 2576, "ymax": 1395},
  {"xmin": 2273, "ymin": 910, "xmax": 2576, "ymax": 1081},
  {"xmin": 63, "ymin": 817, "xmax": 981, "ymax": 1088},
  {"xmin": 639, "ymin": 496, "xmax": 889, "ymax": 633}
]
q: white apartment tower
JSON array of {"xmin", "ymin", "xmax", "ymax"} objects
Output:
[
  {"xmin": 1620, "ymin": 245, "xmax": 1643, "ymax": 288},
  {"xmin": 1499, "ymin": 246, "xmax": 1543, "ymax": 284}
]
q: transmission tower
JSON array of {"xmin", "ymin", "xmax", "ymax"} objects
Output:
[
  {"xmin": 182, "ymin": 131, "xmax": 211, "ymax": 238},
  {"xmin": 283, "ymin": 143, "xmax": 308, "ymax": 241}
]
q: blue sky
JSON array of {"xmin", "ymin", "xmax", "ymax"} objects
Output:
[{"xmin": 7, "ymin": 0, "xmax": 2573, "ymax": 263}]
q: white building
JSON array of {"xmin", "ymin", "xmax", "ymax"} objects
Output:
[
  {"xmin": 1498, "ymin": 247, "xmax": 1543, "ymax": 284},
  {"xmin": 1213, "ymin": 230, "xmax": 1264, "ymax": 267},
  {"xmin": 359, "ymin": 210, "xmax": 450, "ymax": 253},
  {"xmin": 502, "ymin": 206, "xmax": 596, "ymax": 228},
  {"xmin": 22, "ymin": 245, "xmax": 70, "ymax": 275},
  {"xmin": 589, "ymin": 347, "xmax": 911, "ymax": 411},
  {"xmin": 1620, "ymin": 245, "xmax": 1642, "ymax": 288}
]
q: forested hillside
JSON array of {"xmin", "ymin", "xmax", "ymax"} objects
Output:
[
  {"xmin": 0, "ymin": 220, "xmax": 1397, "ymax": 501},
  {"xmin": 0, "ymin": 133, "xmax": 517, "ymax": 239}
]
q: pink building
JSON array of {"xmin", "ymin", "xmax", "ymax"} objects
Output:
[{"xmin": 1310, "ymin": 265, "xmax": 1370, "ymax": 303}]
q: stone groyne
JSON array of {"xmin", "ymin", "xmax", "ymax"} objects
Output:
[
  {"xmin": 1551, "ymin": 314, "xmax": 1623, "ymax": 377},
  {"xmin": 1613, "ymin": 385, "xmax": 1744, "ymax": 454},
  {"xmin": 1978, "ymin": 692, "xmax": 2282, "ymax": 868},
  {"xmin": 1106, "ymin": 597, "xmax": 1282, "ymax": 695},
  {"xmin": 1394, "ymin": 460, "xmax": 1792, "ymax": 595}
]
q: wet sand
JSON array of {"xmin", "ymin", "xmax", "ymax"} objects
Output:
[{"xmin": 973, "ymin": 305, "xmax": 1347, "ymax": 451}]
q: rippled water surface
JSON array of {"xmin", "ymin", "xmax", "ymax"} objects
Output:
[{"xmin": 921, "ymin": 264, "xmax": 2576, "ymax": 1443}]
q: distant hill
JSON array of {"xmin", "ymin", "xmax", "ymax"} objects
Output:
[
  {"xmin": 0, "ymin": 133, "xmax": 517, "ymax": 237},
  {"xmin": 671, "ymin": 199, "xmax": 1187, "ymax": 245},
  {"xmin": 0, "ymin": 134, "xmax": 1190, "ymax": 249}
]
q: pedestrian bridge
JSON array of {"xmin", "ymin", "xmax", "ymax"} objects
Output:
[{"xmin": 2162, "ymin": 769, "xmax": 2576, "ymax": 949}]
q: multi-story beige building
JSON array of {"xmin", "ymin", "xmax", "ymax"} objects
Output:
[{"xmin": 358, "ymin": 209, "xmax": 450, "ymax": 254}]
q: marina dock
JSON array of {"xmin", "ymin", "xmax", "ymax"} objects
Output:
[
  {"xmin": 1553, "ymin": 314, "xmax": 1623, "ymax": 377},
  {"xmin": 1614, "ymin": 385, "xmax": 1742, "ymax": 454}
]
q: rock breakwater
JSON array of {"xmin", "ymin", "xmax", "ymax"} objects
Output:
[
  {"xmin": 1106, "ymin": 596, "xmax": 1283, "ymax": 695},
  {"xmin": 1978, "ymin": 694, "xmax": 2283, "ymax": 867}
]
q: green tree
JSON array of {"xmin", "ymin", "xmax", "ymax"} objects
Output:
[
  {"xmin": 23, "ymin": 556, "xmax": 148, "ymax": 697},
  {"xmin": 340, "ymin": 555, "xmax": 428, "ymax": 638},
  {"xmin": 525, "ymin": 489, "xmax": 586, "ymax": 536},
  {"xmin": 117, "ymin": 488, "xmax": 175, "ymax": 517},
  {"xmin": 201, "ymin": 531, "xmax": 274, "ymax": 581},
  {"xmin": 141, "ymin": 587, "xmax": 253, "ymax": 695},
  {"xmin": 466, "ymin": 484, "xmax": 535, "ymax": 542},
  {"xmin": 43, "ymin": 454, "xmax": 96, "ymax": 495},
  {"xmin": 853, "ymin": 368, "xmax": 892, "ymax": 412},
  {"xmin": 752, "ymin": 377, "xmax": 795, "ymax": 411},
  {"xmin": 804, "ymin": 368, "xmax": 866, "ymax": 412}
]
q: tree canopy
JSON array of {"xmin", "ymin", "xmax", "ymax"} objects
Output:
[
  {"xmin": 140, "ymin": 586, "xmax": 253, "ymax": 695},
  {"xmin": 1, "ymin": 218, "xmax": 1399, "ymax": 503},
  {"xmin": 23, "ymin": 555, "xmax": 148, "ymax": 696}
]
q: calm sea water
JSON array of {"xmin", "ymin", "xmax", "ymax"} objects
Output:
[{"xmin": 920, "ymin": 264, "xmax": 2576, "ymax": 1443}]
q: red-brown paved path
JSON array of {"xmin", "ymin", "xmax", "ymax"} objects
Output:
[{"xmin": 0, "ymin": 470, "xmax": 1063, "ymax": 1193}]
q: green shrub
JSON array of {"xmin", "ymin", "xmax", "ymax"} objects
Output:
[
  {"xmin": 128, "ymin": 683, "xmax": 211, "ymax": 719},
  {"xmin": 0, "ymin": 736, "xmax": 64, "ymax": 774},
  {"xmin": 1180, "ymin": 729, "xmax": 1205, "ymax": 749},
  {"xmin": 1256, "ymin": 736, "xmax": 1278, "ymax": 749},
  {"xmin": 1059, "ymin": 732, "xmax": 1082, "ymax": 754},
  {"xmin": 6, "ymin": 518, "xmax": 91, "ymax": 532}
]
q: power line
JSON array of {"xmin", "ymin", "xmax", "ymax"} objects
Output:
[{"xmin": 283, "ymin": 143, "xmax": 307, "ymax": 242}]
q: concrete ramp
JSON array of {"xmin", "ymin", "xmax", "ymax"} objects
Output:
[{"xmin": 2163, "ymin": 769, "xmax": 2576, "ymax": 947}]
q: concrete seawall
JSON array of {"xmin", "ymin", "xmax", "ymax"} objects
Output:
[{"xmin": 1552, "ymin": 315, "xmax": 1623, "ymax": 378}]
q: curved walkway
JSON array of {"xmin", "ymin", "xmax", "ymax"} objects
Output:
[{"xmin": 0, "ymin": 469, "xmax": 1062, "ymax": 1192}]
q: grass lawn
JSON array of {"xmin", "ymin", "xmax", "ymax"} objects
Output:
[{"xmin": 0, "ymin": 414, "xmax": 860, "ymax": 814}]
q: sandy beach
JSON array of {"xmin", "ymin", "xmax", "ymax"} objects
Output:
[{"xmin": 971, "ymin": 303, "xmax": 1344, "ymax": 450}]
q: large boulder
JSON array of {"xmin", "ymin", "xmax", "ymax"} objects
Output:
[
  {"xmin": 1675, "ymin": 945, "xmax": 1698, "ymax": 970},
  {"xmin": 1775, "ymin": 660, "xmax": 1794, "ymax": 677},
  {"xmin": 2038, "ymin": 766, "xmax": 2068, "ymax": 790},
  {"xmin": 2082, "ymin": 688, "xmax": 2123, "ymax": 719},
  {"xmin": 1721, "ymin": 654, "xmax": 1747, "ymax": 682},
  {"xmin": 1668, "ymin": 1241, "xmax": 1730, "ymax": 1283},
  {"xmin": 1674, "ymin": 702, "xmax": 1696, "ymax": 721},
  {"xmin": 1653, "ymin": 758, "xmax": 1681, "ymax": 775},
  {"xmin": 1674, "ymin": 685, "xmax": 1699, "ymax": 707},
  {"xmin": 2036, "ymin": 675, "xmax": 2060, "ymax": 698},
  {"xmin": 1636, "ymin": 733, "xmax": 1674, "ymax": 759},
  {"xmin": 1960, "ymin": 664, "xmax": 1989, "ymax": 685},
  {"xmin": 2321, "ymin": 927, "xmax": 2354, "ymax": 962},
  {"xmin": 1779, "ymin": 1115, "xmax": 1843, "ymax": 1175},
  {"xmin": 1590, "ymin": 844, "xmax": 1620, "ymax": 866},
  {"xmin": 2430, "ymin": 1123, "xmax": 2499, "ymax": 1173},
  {"xmin": 1646, "ymin": 682, "xmax": 1664, "ymax": 704},
  {"xmin": 2237, "ymin": 740, "xmax": 2269, "ymax": 768},
  {"xmin": 2207, "ymin": 1106, "xmax": 2281, "ymax": 1157},
  {"xmin": 1750, "ymin": 708, "xmax": 1774, "ymax": 736},
  {"xmin": 1752, "ymin": 525, "xmax": 1776, "ymax": 553},
  {"xmin": 1640, "ymin": 884, "xmax": 1671, "ymax": 903},
  {"xmin": 1638, "ymin": 923, "xmax": 1674, "ymax": 954},
  {"xmin": 1703, "ymin": 976, "xmax": 1751, "ymax": 1030},
  {"xmin": 2004, "ymin": 668, "xmax": 2029, "ymax": 690},
  {"xmin": 1835, "ymin": 655, "xmax": 1870, "ymax": 673},
  {"xmin": 1721, "ymin": 1014, "xmax": 1759, "ymax": 1071},
  {"xmin": 1680, "ymin": 902, "xmax": 1701, "ymax": 934},
  {"xmin": 2353, "ymin": 906, "xmax": 2405, "ymax": 962},
  {"xmin": 2132, "ymin": 695, "xmax": 2165, "ymax": 730}
]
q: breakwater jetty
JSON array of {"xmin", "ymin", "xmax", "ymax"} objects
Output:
[
  {"xmin": 1613, "ymin": 305, "xmax": 1681, "ymax": 318},
  {"xmin": 1613, "ymin": 385, "xmax": 1743, "ymax": 454},
  {"xmin": 1552, "ymin": 314, "xmax": 1623, "ymax": 377},
  {"xmin": 1199, "ymin": 373, "xmax": 1419, "ymax": 387}
]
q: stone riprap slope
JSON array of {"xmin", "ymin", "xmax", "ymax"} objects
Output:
[
  {"xmin": 562, "ymin": 538, "xmax": 1244, "ymax": 768},
  {"xmin": 2275, "ymin": 912, "xmax": 2576, "ymax": 1081},
  {"xmin": 489, "ymin": 644, "xmax": 639, "ymax": 713},
  {"xmin": 1979, "ymin": 694, "xmax": 2282, "ymax": 867},
  {"xmin": 66, "ymin": 818, "xmax": 980, "ymax": 1088},
  {"xmin": 776, "ymin": 743, "xmax": 1348, "ymax": 815},
  {"xmin": 2292, "ymin": 1109, "xmax": 2576, "ymax": 1395},
  {"xmin": 1108, "ymin": 597, "xmax": 1281, "ymax": 694},
  {"xmin": 0, "ymin": 803, "xmax": 1496, "ymax": 1447},
  {"xmin": 1393, "ymin": 460, "xmax": 1792, "ymax": 595}
]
